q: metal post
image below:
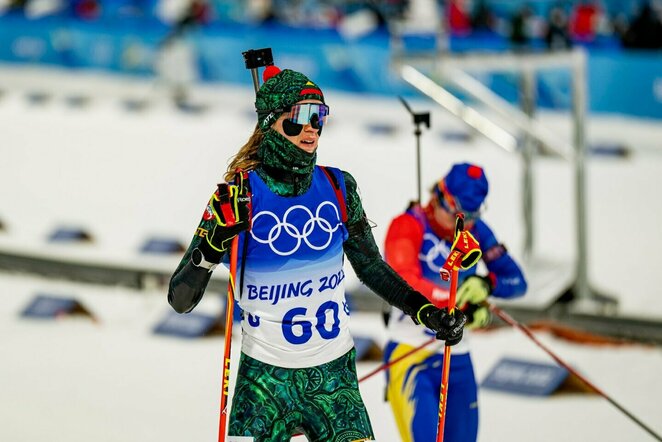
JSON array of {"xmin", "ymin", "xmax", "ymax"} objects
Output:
[
  {"xmin": 416, "ymin": 125, "xmax": 422, "ymax": 203},
  {"xmin": 399, "ymin": 96, "xmax": 430, "ymax": 204},
  {"xmin": 571, "ymin": 49, "xmax": 590, "ymax": 304},
  {"xmin": 520, "ymin": 66, "xmax": 536, "ymax": 259},
  {"xmin": 250, "ymin": 70, "xmax": 260, "ymax": 94}
]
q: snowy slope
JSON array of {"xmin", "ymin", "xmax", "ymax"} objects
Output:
[
  {"xmin": 1, "ymin": 272, "xmax": 661, "ymax": 442},
  {"xmin": 1, "ymin": 65, "xmax": 662, "ymax": 441},
  {"xmin": 1, "ymin": 65, "xmax": 661, "ymax": 318}
]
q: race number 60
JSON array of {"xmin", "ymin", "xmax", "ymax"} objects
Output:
[{"xmin": 282, "ymin": 301, "xmax": 340, "ymax": 344}]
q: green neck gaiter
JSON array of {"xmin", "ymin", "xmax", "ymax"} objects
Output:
[{"xmin": 257, "ymin": 130, "xmax": 317, "ymax": 197}]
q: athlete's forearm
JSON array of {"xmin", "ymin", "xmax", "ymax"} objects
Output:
[
  {"xmin": 341, "ymin": 171, "xmax": 431, "ymax": 316},
  {"xmin": 344, "ymin": 218, "xmax": 429, "ymax": 317},
  {"xmin": 167, "ymin": 219, "xmax": 223, "ymax": 313},
  {"xmin": 391, "ymin": 266, "xmax": 449, "ymax": 307},
  {"xmin": 168, "ymin": 257, "xmax": 213, "ymax": 313}
]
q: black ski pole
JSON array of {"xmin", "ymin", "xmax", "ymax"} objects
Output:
[{"xmin": 487, "ymin": 301, "xmax": 662, "ymax": 441}]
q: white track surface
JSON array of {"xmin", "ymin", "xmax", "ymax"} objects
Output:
[
  {"xmin": 1, "ymin": 65, "xmax": 662, "ymax": 441},
  {"xmin": 1, "ymin": 273, "xmax": 661, "ymax": 442}
]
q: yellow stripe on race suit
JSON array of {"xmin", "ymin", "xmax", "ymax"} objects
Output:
[{"xmin": 387, "ymin": 343, "xmax": 438, "ymax": 442}]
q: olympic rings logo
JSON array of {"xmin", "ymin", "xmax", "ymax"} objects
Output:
[
  {"xmin": 250, "ymin": 201, "xmax": 342, "ymax": 256},
  {"xmin": 419, "ymin": 233, "xmax": 451, "ymax": 273}
]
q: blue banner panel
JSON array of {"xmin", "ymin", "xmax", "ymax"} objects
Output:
[
  {"xmin": 0, "ymin": 16, "xmax": 63, "ymax": 65},
  {"xmin": 589, "ymin": 52, "xmax": 662, "ymax": 119},
  {"xmin": 48, "ymin": 226, "xmax": 92, "ymax": 242},
  {"xmin": 153, "ymin": 311, "xmax": 221, "ymax": 338},
  {"xmin": 21, "ymin": 294, "xmax": 82, "ymax": 319},
  {"xmin": 1, "ymin": 15, "xmax": 661, "ymax": 118},
  {"xmin": 481, "ymin": 357, "xmax": 568, "ymax": 396},
  {"xmin": 140, "ymin": 237, "xmax": 185, "ymax": 254}
]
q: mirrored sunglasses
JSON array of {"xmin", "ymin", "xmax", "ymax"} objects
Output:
[
  {"xmin": 286, "ymin": 103, "xmax": 330, "ymax": 129},
  {"xmin": 435, "ymin": 188, "xmax": 483, "ymax": 222}
]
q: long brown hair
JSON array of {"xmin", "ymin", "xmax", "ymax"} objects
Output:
[{"xmin": 224, "ymin": 124, "xmax": 264, "ymax": 182}]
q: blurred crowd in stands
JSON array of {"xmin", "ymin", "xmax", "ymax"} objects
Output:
[{"xmin": 1, "ymin": 0, "xmax": 661, "ymax": 51}]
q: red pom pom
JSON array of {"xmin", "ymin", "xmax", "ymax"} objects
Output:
[
  {"xmin": 467, "ymin": 165, "xmax": 483, "ymax": 179},
  {"xmin": 262, "ymin": 65, "xmax": 281, "ymax": 83}
]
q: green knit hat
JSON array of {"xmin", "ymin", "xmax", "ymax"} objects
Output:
[{"xmin": 255, "ymin": 66, "xmax": 325, "ymax": 131}]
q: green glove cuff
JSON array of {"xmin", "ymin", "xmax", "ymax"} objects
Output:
[
  {"xmin": 456, "ymin": 276, "xmax": 490, "ymax": 307},
  {"xmin": 416, "ymin": 303, "xmax": 434, "ymax": 325},
  {"xmin": 466, "ymin": 306, "xmax": 490, "ymax": 330}
]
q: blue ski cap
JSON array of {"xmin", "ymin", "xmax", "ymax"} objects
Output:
[{"xmin": 441, "ymin": 163, "xmax": 489, "ymax": 213}]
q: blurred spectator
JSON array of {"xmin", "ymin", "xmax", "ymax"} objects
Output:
[
  {"xmin": 160, "ymin": 0, "xmax": 211, "ymax": 44},
  {"xmin": 621, "ymin": 2, "xmax": 662, "ymax": 49},
  {"xmin": 71, "ymin": 0, "xmax": 101, "ymax": 19},
  {"xmin": 176, "ymin": 0, "xmax": 211, "ymax": 28},
  {"xmin": 363, "ymin": 1, "xmax": 388, "ymax": 29},
  {"xmin": 509, "ymin": 6, "xmax": 532, "ymax": 49},
  {"xmin": 471, "ymin": 0, "xmax": 494, "ymax": 31},
  {"xmin": 244, "ymin": 0, "xmax": 277, "ymax": 24},
  {"xmin": 337, "ymin": 6, "xmax": 382, "ymax": 40},
  {"xmin": 19, "ymin": 0, "xmax": 68, "ymax": 18},
  {"xmin": 263, "ymin": 0, "xmax": 339, "ymax": 29},
  {"xmin": 156, "ymin": 0, "xmax": 212, "ymax": 107},
  {"xmin": 570, "ymin": 0, "xmax": 598, "ymax": 41},
  {"xmin": 337, "ymin": 0, "xmax": 387, "ymax": 34},
  {"xmin": 4, "ymin": 0, "xmax": 28, "ymax": 14},
  {"xmin": 545, "ymin": 6, "xmax": 572, "ymax": 50},
  {"xmin": 382, "ymin": 0, "xmax": 409, "ymax": 21},
  {"xmin": 612, "ymin": 11, "xmax": 630, "ymax": 41},
  {"xmin": 448, "ymin": 0, "xmax": 472, "ymax": 35},
  {"xmin": 57, "ymin": 0, "xmax": 100, "ymax": 20},
  {"xmin": 592, "ymin": 1, "xmax": 613, "ymax": 39}
]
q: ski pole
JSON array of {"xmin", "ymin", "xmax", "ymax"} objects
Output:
[
  {"xmin": 218, "ymin": 48, "xmax": 272, "ymax": 441},
  {"xmin": 436, "ymin": 214, "xmax": 464, "ymax": 442},
  {"xmin": 217, "ymin": 236, "xmax": 239, "ymax": 442},
  {"xmin": 436, "ymin": 269, "xmax": 457, "ymax": 442},
  {"xmin": 486, "ymin": 302, "xmax": 662, "ymax": 442},
  {"xmin": 358, "ymin": 337, "xmax": 439, "ymax": 383}
]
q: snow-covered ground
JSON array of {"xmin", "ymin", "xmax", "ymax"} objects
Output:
[
  {"xmin": 1, "ymin": 65, "xmax": 662, "ymax": 441},
  {"xmin": 1, "ymin": 272, "xmax": 661, "ymax": 442}
]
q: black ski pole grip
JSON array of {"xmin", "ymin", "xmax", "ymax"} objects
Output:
[{"xmin": 455, "ymin": 213, "xmax": 465, "ymax": 238}]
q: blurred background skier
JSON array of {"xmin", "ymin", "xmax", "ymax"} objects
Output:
[{"xmin": 383, "ymin": 162, "xmax": 528, "ymax": 442}]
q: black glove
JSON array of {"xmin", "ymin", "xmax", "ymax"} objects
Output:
[
  {"xmin": 416, "ymin": 304, "xmax": 467, "ymax": 346},
  {"xmin": 197, "ymin": 176, "xmax": 251, "ymax": 263}
]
